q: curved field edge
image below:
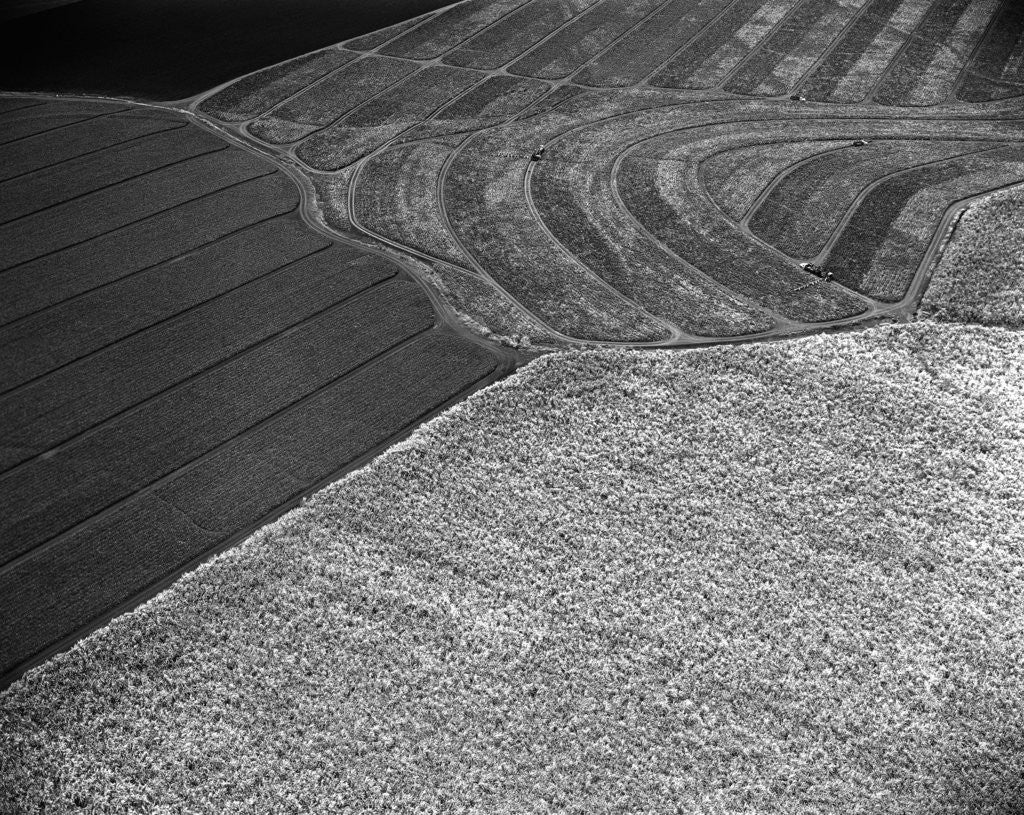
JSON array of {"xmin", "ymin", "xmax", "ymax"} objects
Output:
[
  {"xmin": 3, "ymin": 320, "xmax": 1023, "ymax": 813},
  {"xmin": 918, "ymin": 183, "xmax": 1024, "ymax": 328}
]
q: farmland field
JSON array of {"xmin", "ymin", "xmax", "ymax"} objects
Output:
[
  {"xmin": 196, "ymin": 0, "xmax": 1024, "ymax": 346},
  {"xmin": 0, "ymin": 98, "xmax": 504, "ymax": 686}
]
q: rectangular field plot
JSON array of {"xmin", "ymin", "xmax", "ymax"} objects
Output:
[
  {"xmin": 508, "ymin": 0, "xmax": 665, "ymax": 80},
  {"xmin": 354, "ymin": 143, "xmax": 469, "ymax": 266},
  {"xmin": 0, "ymin": 173, "xmax": 299, "ymax": 327},
  {"xmin": 701, "ymin": 139, "xmax": 848, "ymax": 221},
  {"xmin": 444, "ymin": 0, "xmax": 600, "ymax": 71},
  {"xmin": 874, "ymin": 0, "xmax": 1000, "ymax": 106},
  {"xmin": 0, "ymin": 280, "xmax": 434, "ymax": 564},
  {"xmin": 650, "ymin": 0, "xmax": 800, "ymax": 89},
  {"xmin": 575, "ymin": 0, "xmax": 732, "ymax": 87},
  {"xmin": 246, "ymin": 55, "xmax": 417, "ymax": 145},
  {"xmin": 823, "ymin": 146, "xmax": 1024, "ymax": 300},
  {"xmin": 198, "ymin": 48, "xmax": 357, "ymax": 124},
  {"xmin": 800, "ymin": 0, "xmax": 931, "ymax": 102},
  {"xmin": 398, "ymin": 75, "xmax": 551, "ymax": 143},
  {"xmin": 0, "ymin": 244, "xmax": 382, "ymax": 474},
  {"xmin": 0, "ymin": 218, "xmax": 328, "ymax": 394},
  {"xmin": 958, "ymin": 2, "xmax": 1024, "ymax": 102},
  {"xmin": 724, "ymin": 0, "xmax": 868, "ymax": 97},
  {"xmin": 0, "ymin": 146, "xmax": 276, "ymax": 270},
  {"xmin": 0, "ymin": 108, "xmax": 183, "ymax": 183},
  {"xmin": 294, "ymin": 65, "xmax": 483, "ymax": 170},
  {"xmin": 380, "ymin": 0, "xmax": 532, "ymax": 60},
  {"xmin": 748, "ymin": 139, "xmax": 994, "ymax": 258},
  {"xmin": 0, "ymin": 330, "xmax": 499, "ymax": 680}
]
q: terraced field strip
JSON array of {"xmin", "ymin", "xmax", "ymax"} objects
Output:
[
  {"xmin": 873, "ymin": 0, "xmax": 1000, "ymax": 106},
  {"xmin": 0, "ymin": 98, "xmax": 505, "ymax": 686},
  {"xmin": 957, "ymin": 0, "xmax": 1024, "ymax": 102}
]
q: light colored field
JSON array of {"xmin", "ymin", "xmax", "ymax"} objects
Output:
[
  {"xmin": 919, "ymin": 184, "xmax": 1024, "ymax": 326},
  {"xmin": 3, "ymin": 320, "xmax": 1023, "ymax": 812}
]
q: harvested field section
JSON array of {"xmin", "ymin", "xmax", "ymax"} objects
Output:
[
  {"xmin": 4, "ymin": 323, "xmax": 1024, "ymax": 812},
  {"xmin": 0, "ymin": 173, "xmax": 300, "ymax": 326},
  {"xmin": 724, "ymin": 0, "xmax": 868, "ymax": 97},
  {"xmin": 0, "ymin": 98, "xmax": 504, "ymax": 687},
  {"xmin": 575, "ymin": 0, "xmax": 732, "ymax": 87},
  {"xmin": 650, "ymin": 0, "xmax": 800, "ymax": 89},
  {"xmin": 530, "ymin": 127, "xmax": 774, "ymax": 336},
  {"xmin": 800, "ymin": 0, "xmax": 930, "ymax": 102},
  {"xmin": 445, "ymin": 130, "xmax": 670, "ymax": 342},
  {"xmin": 197, "ymin": 48, "xmax": 357, "ymax": 124},
  {"xmin": 619, "ymin": 137, "xmax": 868, "ymax": 323},
  {"xmin": 0, "ymin": 108, "xmax": 183, "ymax": 183},
  {"xmin": 398, "ymin": 75, "xmax": 550, "ymax": 143},
  {"xmin": 295, "ymin": 65, "xmax": 483, "ymax": 171},
  {"xmin": 0, "ymin": 329, "xmax": 499, "ymax": 681},
  {"xmin": 0, "ymin": 246, "xmax": 385, "ymax": 474},
  {"xmin": 380, "ymin": 0, "xmax": 532, "ymax": 60},
  {"xmin": 444, "ymin": 0, "xmax": 600, "ymax": 71},
  {"xmin": 0, "ymin": 218, "xmax": 328, "ymax": 395},
  {"xmin": 700, "ymin": 138, "xmax": 847, "ymax": 221},
  {"xmin": 246, "ymin": 55, "xmax": 417, "ymax": 145},
  {"xmin": 749, "ymin": 139, "xmax": 993, "ymax": 257},
  {"xmin": 508, "ymin": 0, "xmax": 665, "ymax": 80},
  {"xmin": 919, "ymin": 184, "xmax": 1024, "ymax": 326},
  {"xmin": 0, "ymin": 147, "xmax": 274, "ymax": 270},
  {"xmin": 354, "ymin": 142, "xmax": 468, "ymax": 265},
  {"xmin": 0, "ymin": 100, "xmax": 124, "ymax": 145},
  {"xmin": 0, "ymin": 280, "xmax": 434, "ymax": 564},
  {"xmin": 823, "ymin": 145, "xmax": 1024, "ymax": 300},
  {"xmin": 874, "ymin": 0, "xmax": 1000, "ymax": 106},
  {"xmin": 958, "ymin": 2, "xmax": 1024, "ymax": 103}
]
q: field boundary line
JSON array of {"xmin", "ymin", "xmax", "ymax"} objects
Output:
[
  {"xmin": 0, "ymin": 236, "xmax": 331, "ymax": 405},
  {"xmin": 0, "ymin": 141, "xmax": 229, "ymax": 227},
  {"xmin": 639, "ymin": 0, "xmax": 749, "ymax": 87},
  {"xmin": 864, "ymin": 0, "xmax": 944, "ymax": 105},
  {"xmin": 0, "ymin": 169, "xmax": 278, "ymax": 278},
  {"xmin": 0, "ymin": 105, "xmax": 129, "ymax": 147},
  {"xmin": 790, "ymin": 0, "xmax": 883, "ymax": 101},
  {"xmin": 0, "ymin": 320, "xmax": 437, "ymax": 579},
  {"xmin": 0, "ymin": 259, "xmax": 401, "ymax": 482},
  {"xmin": 947, "ymin": 0, "xmax": 1006, "ymax": 104}
]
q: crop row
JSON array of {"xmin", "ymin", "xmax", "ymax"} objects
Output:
[
  {"xmin": 444, "ymin": 127, "xmax": 671, "ymax": 342},
  {"xmin": 699, "ymin": 139, "xmax": 846, "ymax": 220},
  {"xmin": 823, "ymin": 145, "xmax": 1024, "ymax": 300},
  {"xmin": 443, "ymin": 0, "xmax": 600, "ymax": 71},
  {"xmin": 1, "ymin": 173, "xmax": 297, "ymax": 329},
  {"xmin": 0, "ymin": 145, "xmax": 270, "ymax": 273},
  {"xmin": 1, "ymin": 327, "xmax": 498, "ymax": 679},
  {"xmin": 724, "ymin": 0, "xmax": 863, "ymax": 97},
  {"xmin": 398, "ymin": 75, "xmax": 551, "ymax": 143},
  {"xmin": 197, "ymin": 48, "xmax": 356, "ymax": 123},
  {"xmin": 246, "ymin": 55, "xmax": 417, "ymax": 145},
  {"xmin": 0, "ymin": 279, "xmax": 435, "ymax": 565},
  {"xmin": 749, "ymin": 139, "xmax": 993, "ymax": 258},
  {"xmin": 958, "ymin": 1, "xmax": 1024, "ymax": 102},
  {"xmin": 294, "ymin": 65, "xmax": 483, "ymax": 170},
  {"xmin": 919, "ymin": 184, "xmax": 1024, "ymax": 326},
  {"xmin": 650, "ymin": 0, "xmax": 799, "ymax": 89},
  {"xmin": 874, "ymin": 0, "xmax": 999, "ymax": 106},
  {"xmin": 507, "ymin": 0, "xmax": 665, "ymax": 80},
  {"xmin": 0, "ymin": 241, "xmax": 379, "ymax": 475},
  {"xmin": 0, "ymin": 99, "xmax": 121, "ymax": 146},
  {"xmin": 529, "ymin": 120, "xmax": 774, "ymax": 336},
  {"xmin": 380, "ymin": 0, "xmax": 532, "ymax": 61},
  {"xmin": 618, "ymin": 132, "xmax": 867, "ymax": 323},
  {"xmin": 354, "ymin": 142, "xmax": 469, "ymax": 266},
  {"xmin": 574, "ymin": 0, "xmax": 732, "ymax": 87}
]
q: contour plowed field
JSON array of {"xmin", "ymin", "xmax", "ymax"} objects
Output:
[
  {"xmin": 0, "ymin": 99, "xmax": 503, "ymax": 685},
  {"xmin": 196, "ymin": 0, "xmax": 1024, "ymax": 346}
]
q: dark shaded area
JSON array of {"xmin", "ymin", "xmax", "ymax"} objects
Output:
[
  {"xmin": 0, "ymin": 0, "xmax": 453, "ymax": 101},
  {"xmin": 0, "ymin": 99, "xmax": 503, "ymax": 685}
]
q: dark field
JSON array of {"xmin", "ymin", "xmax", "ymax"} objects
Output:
[
  {"xmin": 0, "ymin": 99, "xmax": 503, "ymax": 685},
  {"xmin": 0, "ymin": 0, "xmax": 454, "ymax": 101}
]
